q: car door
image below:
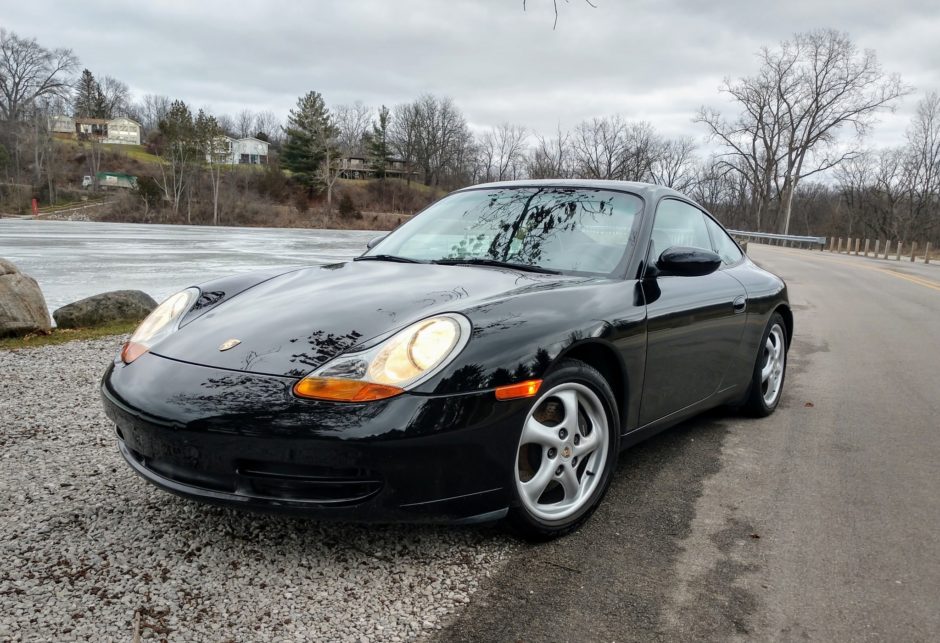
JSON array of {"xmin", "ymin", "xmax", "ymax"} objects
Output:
[{"xmin": 638, "ymin": 198, "xmax": 747, "ymax": 426}]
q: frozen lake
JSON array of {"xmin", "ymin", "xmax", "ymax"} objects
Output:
[{"xmin": 0, "ymin": 220, "xmax": 377, "ymax": 315}]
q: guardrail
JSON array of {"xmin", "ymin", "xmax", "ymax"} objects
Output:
[
  {"xmin": 728, "ymin": 229, "xmax": 934, "ymax": 264},
  {"xmin": 728, "ymin": 230, "xmax": 827, "ymax": 251},
  {"xmin": 823, "ymin": 237, "xmax": 934, "ymax": 265}
]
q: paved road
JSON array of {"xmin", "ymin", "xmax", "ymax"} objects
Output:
[{"xmin": 435, "ymin": 244, "xmax": 940, "ymax": 642}]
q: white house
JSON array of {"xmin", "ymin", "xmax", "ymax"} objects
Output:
[
  {"xmin": 232, "ymin": 137, "xmax": 269, "ymax": 165},
  {"xmin": 207, "ymin": 136, "xmax": 269, "ymax": 165},
  {"xmin": 48, "ymin": 115, "xmax": 141, "ymax": 145},
  {"xmin": 105, "ymin": 117, "xmax": 141, "ymax": 145}
]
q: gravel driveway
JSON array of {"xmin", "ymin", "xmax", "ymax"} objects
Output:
[{"xmin": 0, "ymin": 338, "xmax": 515, "ymax": 641}]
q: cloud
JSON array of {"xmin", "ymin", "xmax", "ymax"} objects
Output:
[{"xmin": 4, "ymin": 0, "xmax": 937, "ymax": 150}]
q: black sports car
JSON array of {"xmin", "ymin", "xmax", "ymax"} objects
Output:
[{"xmin": 101, "ymin": 180, "xmax": 790, "ymax": 539}]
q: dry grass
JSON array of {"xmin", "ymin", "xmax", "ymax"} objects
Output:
[{"xmin": 0, "ymin": 321, "xmax": 136, "ymax": 351}]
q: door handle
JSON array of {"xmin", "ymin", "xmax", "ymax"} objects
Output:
[{"xmin": 733, "ymin": 295, "xmax": 747, "ymax": 314}]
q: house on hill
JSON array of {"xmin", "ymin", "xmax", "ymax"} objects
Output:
[
  {"xmin": 49, "ymin": 115, "xmax": 142, "ymax": 145},
  {"xmin": 233, "ymin": 137, "xmax": 269, "ymax": 165},
  {"xmin": 206, "ymin": 136, "xmax": 270, "ymax": 165},
  {"xmin": 337, "ymin": 155, "xmax": 417, "ymax": 180}
]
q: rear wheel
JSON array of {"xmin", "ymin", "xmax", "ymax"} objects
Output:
[
  {"xmin": 743, "ymin": 312, "xmax": 787, "ymax": 417},
  {"xmin": 507, "ymin": 359, "xmax": 620, "ymax": 541}
]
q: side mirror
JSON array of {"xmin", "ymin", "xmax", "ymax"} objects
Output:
[
  {"xmin": 655, "ymin": 246, "xmax": 722, "ymax": 277},
  {"xmin": 366, "ymin": 234, "xmax": 387, "ymax": 250}
]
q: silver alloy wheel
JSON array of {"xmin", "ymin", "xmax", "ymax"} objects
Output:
[
  {"xmin": 761, "ymin": 323, "xmax": 786, "ymax": 406},
  {"xmin": 515, "ymin": 382, "xmax": 610, "ymax": 522}
]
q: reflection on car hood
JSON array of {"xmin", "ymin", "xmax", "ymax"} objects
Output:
[{"xmin": 150, "ymin": 259, "xmax": 590, "ymax": 377}]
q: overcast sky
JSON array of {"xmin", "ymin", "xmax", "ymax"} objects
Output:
[{"xmin": 5, "ymin": 0, "xmax": 939, "ymax": 148}]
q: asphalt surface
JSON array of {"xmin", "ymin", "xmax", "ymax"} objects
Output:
[{"xmin": 435, "ymin": 244, "xmax": 940, "ymax": 642}]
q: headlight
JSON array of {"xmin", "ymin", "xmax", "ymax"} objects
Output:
[
  {"xmin": 120, "ymin": 287, "xmax": 198, "ymax": 364},
  {"xmin": 293, "ymin": 313, "xmax": 471, "ymax": 402}
]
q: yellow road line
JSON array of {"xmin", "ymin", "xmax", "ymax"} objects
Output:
[{"xmin": 762, "ymin": 247, "xmax": 940, "ymax": 293}]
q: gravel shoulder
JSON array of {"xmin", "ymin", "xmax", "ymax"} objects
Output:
[{"xmin": 0, "ymin": 338, "xmax": 515, "ymax": 641}]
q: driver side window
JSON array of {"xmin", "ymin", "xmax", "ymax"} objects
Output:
[{"xmin": 650, "ymin": 199, "xmax": 711, "ymax": 260}]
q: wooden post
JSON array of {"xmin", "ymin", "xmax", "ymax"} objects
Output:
[
  {"xmin": 837, "ymin": 238, "xmax": 843, "ymax": 253},
  {"xmin": 854, "ymin": 238, "xmax": 861, "ymax": 255},
  {"xmin": 896, "ymin": 241, "xmax": 903, "ymax": 261},
  {"xmin": 863, "ymin": 239, "xmax": 870, "ymax": 256},
  {"xmin": 910, "ymin": 242, "xmax": 917, "ymax": 262},
  {"xmin": 883, "ymin": 240, "xmax": 891, "ymax": 259},
  {"xmin": 829, "ymin": 237, "xmax": 836, "ymax": 252},
  {"xmin": 874, "ymin": 239, "xmax": 880, "ymax": 257},
  {"xmin": 926, "ymin": 242, "xmax": 932, "ymax": 265}
]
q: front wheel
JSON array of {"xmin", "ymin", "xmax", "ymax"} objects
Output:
[
  {"xmin": 507, "ymin": 359, "xmax": 620, "ymax": 541},
  {"xmin": 743, "ymin": 313, "xmax": 788, "ymax": 417}
]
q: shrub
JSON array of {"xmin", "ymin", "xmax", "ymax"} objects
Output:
[{"xmin": 338, "ymin": 192, "xmax": 360, "ymax": 218}]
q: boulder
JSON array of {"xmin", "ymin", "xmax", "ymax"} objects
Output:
[
  {"xmin": 53, "ymin": 290, "xmax": 157, "ymax": 329},
  {"xmin": 0, "ymin": 259, "xmax": 52, "ymax": 338}
]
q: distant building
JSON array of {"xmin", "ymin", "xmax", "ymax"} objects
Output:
[
  {"xmin": 106, "ymin": 117, "xmax": 142, "ymax": 145},
  {"xmin": 207, "ymin": 136, "xmax": 269, "ymax": 165},
  {"xmin": 233, "ymin": 137, "xmax": 269, "ymax": 165},
  {"xmin": 49, "ymin": 115, "xmax": 142, "ymax": 145},
  {"xmin": 82, "ymin": 172, "xmax": 138, "ymax": 189},
  {"xmin": 337, "ymin": 155, "xmax": 417, "ymax": 180},
  {"xmin": 337, "ymin": 155, "xmax": 370, "ymax": 179}
]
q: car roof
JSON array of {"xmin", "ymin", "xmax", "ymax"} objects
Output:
[{"xmin": 456, "ymin": 179, "xmax": 689, "ymax": 202}]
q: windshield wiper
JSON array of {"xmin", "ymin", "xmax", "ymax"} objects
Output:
[
  {"xmin": 432, "ymin": 258, "xmax": 561, "ymax": 275},
  {"xmin": 354, "ymin": 254, "xmax": 426, "ymax": 264}
]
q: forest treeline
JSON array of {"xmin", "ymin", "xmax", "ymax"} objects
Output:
[{"xmin": 1, "ymin": 27, "xmax": 937, "ymax": 243}]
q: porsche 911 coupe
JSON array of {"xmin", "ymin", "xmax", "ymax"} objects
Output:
[{"xmin": 101, "ymin": 180, "xmax": 790, "ymax": 539}]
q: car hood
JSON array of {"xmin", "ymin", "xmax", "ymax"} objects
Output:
[{"xmin": 150, "ymin": 259, "xmax": 591, "ymax": 378}]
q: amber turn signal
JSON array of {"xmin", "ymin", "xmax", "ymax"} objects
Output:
[
  {"xmin": 293, "ymin": 377, "xmax": 404, "ymax": 402},
  {"xmin": 120, "ymin": 341, "xmax": 150, "ymax": 364},
  {"xmin": 494, "ymin": 379, "xmax": 543, "ymax": 401}
]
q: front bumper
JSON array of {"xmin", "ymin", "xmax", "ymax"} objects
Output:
[{"xmin": 101, "ymin": 352, "xmax": 530, "ymax": 523}]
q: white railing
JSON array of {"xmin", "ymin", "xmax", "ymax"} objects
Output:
[{"xmin": 728, "ymin": 230, "xmax": 827, "ymax": 250}]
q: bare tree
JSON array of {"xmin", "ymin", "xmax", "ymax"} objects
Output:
[
  {"xmin": 198, "ymin": 110, "xmax": 228, "ymax": 225},
  {"xmin": 698, "ymin": 29, "xmax": 908, "ymax": 234},
  {"xmin": 253, "ymin": 110, "xmax": 280, "ymax": 142},
  {"xmin": 522, "ymin": 0, "xmax": 598, "ymax": 30},
  {"xmin": 215, "ymin": 113, "xmax": 236, "ymax": 137},
  {"xmin": 650, "ymin": 137, "xmax": 698, "ymax": 191},
  {"xmin": 235, "ymin": 108, "xmax": 255, "ymax": 139},
  {"xmin": 155, "ymin": 100, "xmax": 203, "ymax": 217},
  {"xmin": 620, "ymin": 121, "xmax": 659, "ymax": 182},
  {"xmin": 572, "ymin": 115, "xmax": 628, "ymax": 179},
  {"xmin": 137, "ymin": 94, "xmax": 171, "ymax": 133},
  {"xmin": 527, "ymin": 124, "xmax": 572, "ymax": 179},
  {"xmin": 390, "ymin": 102, "xmax": 419, "ymax": 184},
  {"xmin": 775, "ymin": 31, "xmax": 907, "ymax": 234},
  {"xmin": 478, "ymin": 123, "xmax": 528, "ymax": 181},
  {"xmin": 0, "ymin": 28, "xmax": 78, "ymax": 121},
  {"xmin": 695, "ymin": 65, "xmax": 787, "ymax": 231},
  {"xmin": 99, "ymin": 75, "xmax": 130, "ymax": 118},
  {"xmin": 332, "ymin": 101, "xmax": 373, "ymax": 155},
  {"xmin": 904, "ymin": 91, "xmax": 940, "ymax": 238},
  {"xmin": 394, "ymin": 95, "xmax": 471, "ymax": 187}
]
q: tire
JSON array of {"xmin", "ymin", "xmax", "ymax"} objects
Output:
[
  {"xmin": 507, "ymin": 359, "xmax": 620, "ymax": 541},
  {"xmin": 742, "ymin": 312, "xmax": 788, "ymax": 417}
]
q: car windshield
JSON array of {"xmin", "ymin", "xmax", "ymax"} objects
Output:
[{"xmin": 365, "ymin": 187, "xmax": 644, "ymax": 276}]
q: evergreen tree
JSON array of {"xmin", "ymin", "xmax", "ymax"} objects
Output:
[
  {"xmin": 93, "ymin": 84, "xmax": 108, "ymax": 118},
  {"xmin": 155, "ymin": 100, "xmax": 202, "ymax": 216},
  {"xmin": 73, "ymin": 69, "xmax": 100, "ymax": 117},
  {"xmin": 281, "ymin": 91, "xmax": 337, "ymax": 190},
  {"xmin": 73, "ymin": 68, "xmax": 112, "ymax": 118},
  {"xmin": 368, "ymin": 105, "xmax": 391, "ymax": 180}
]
